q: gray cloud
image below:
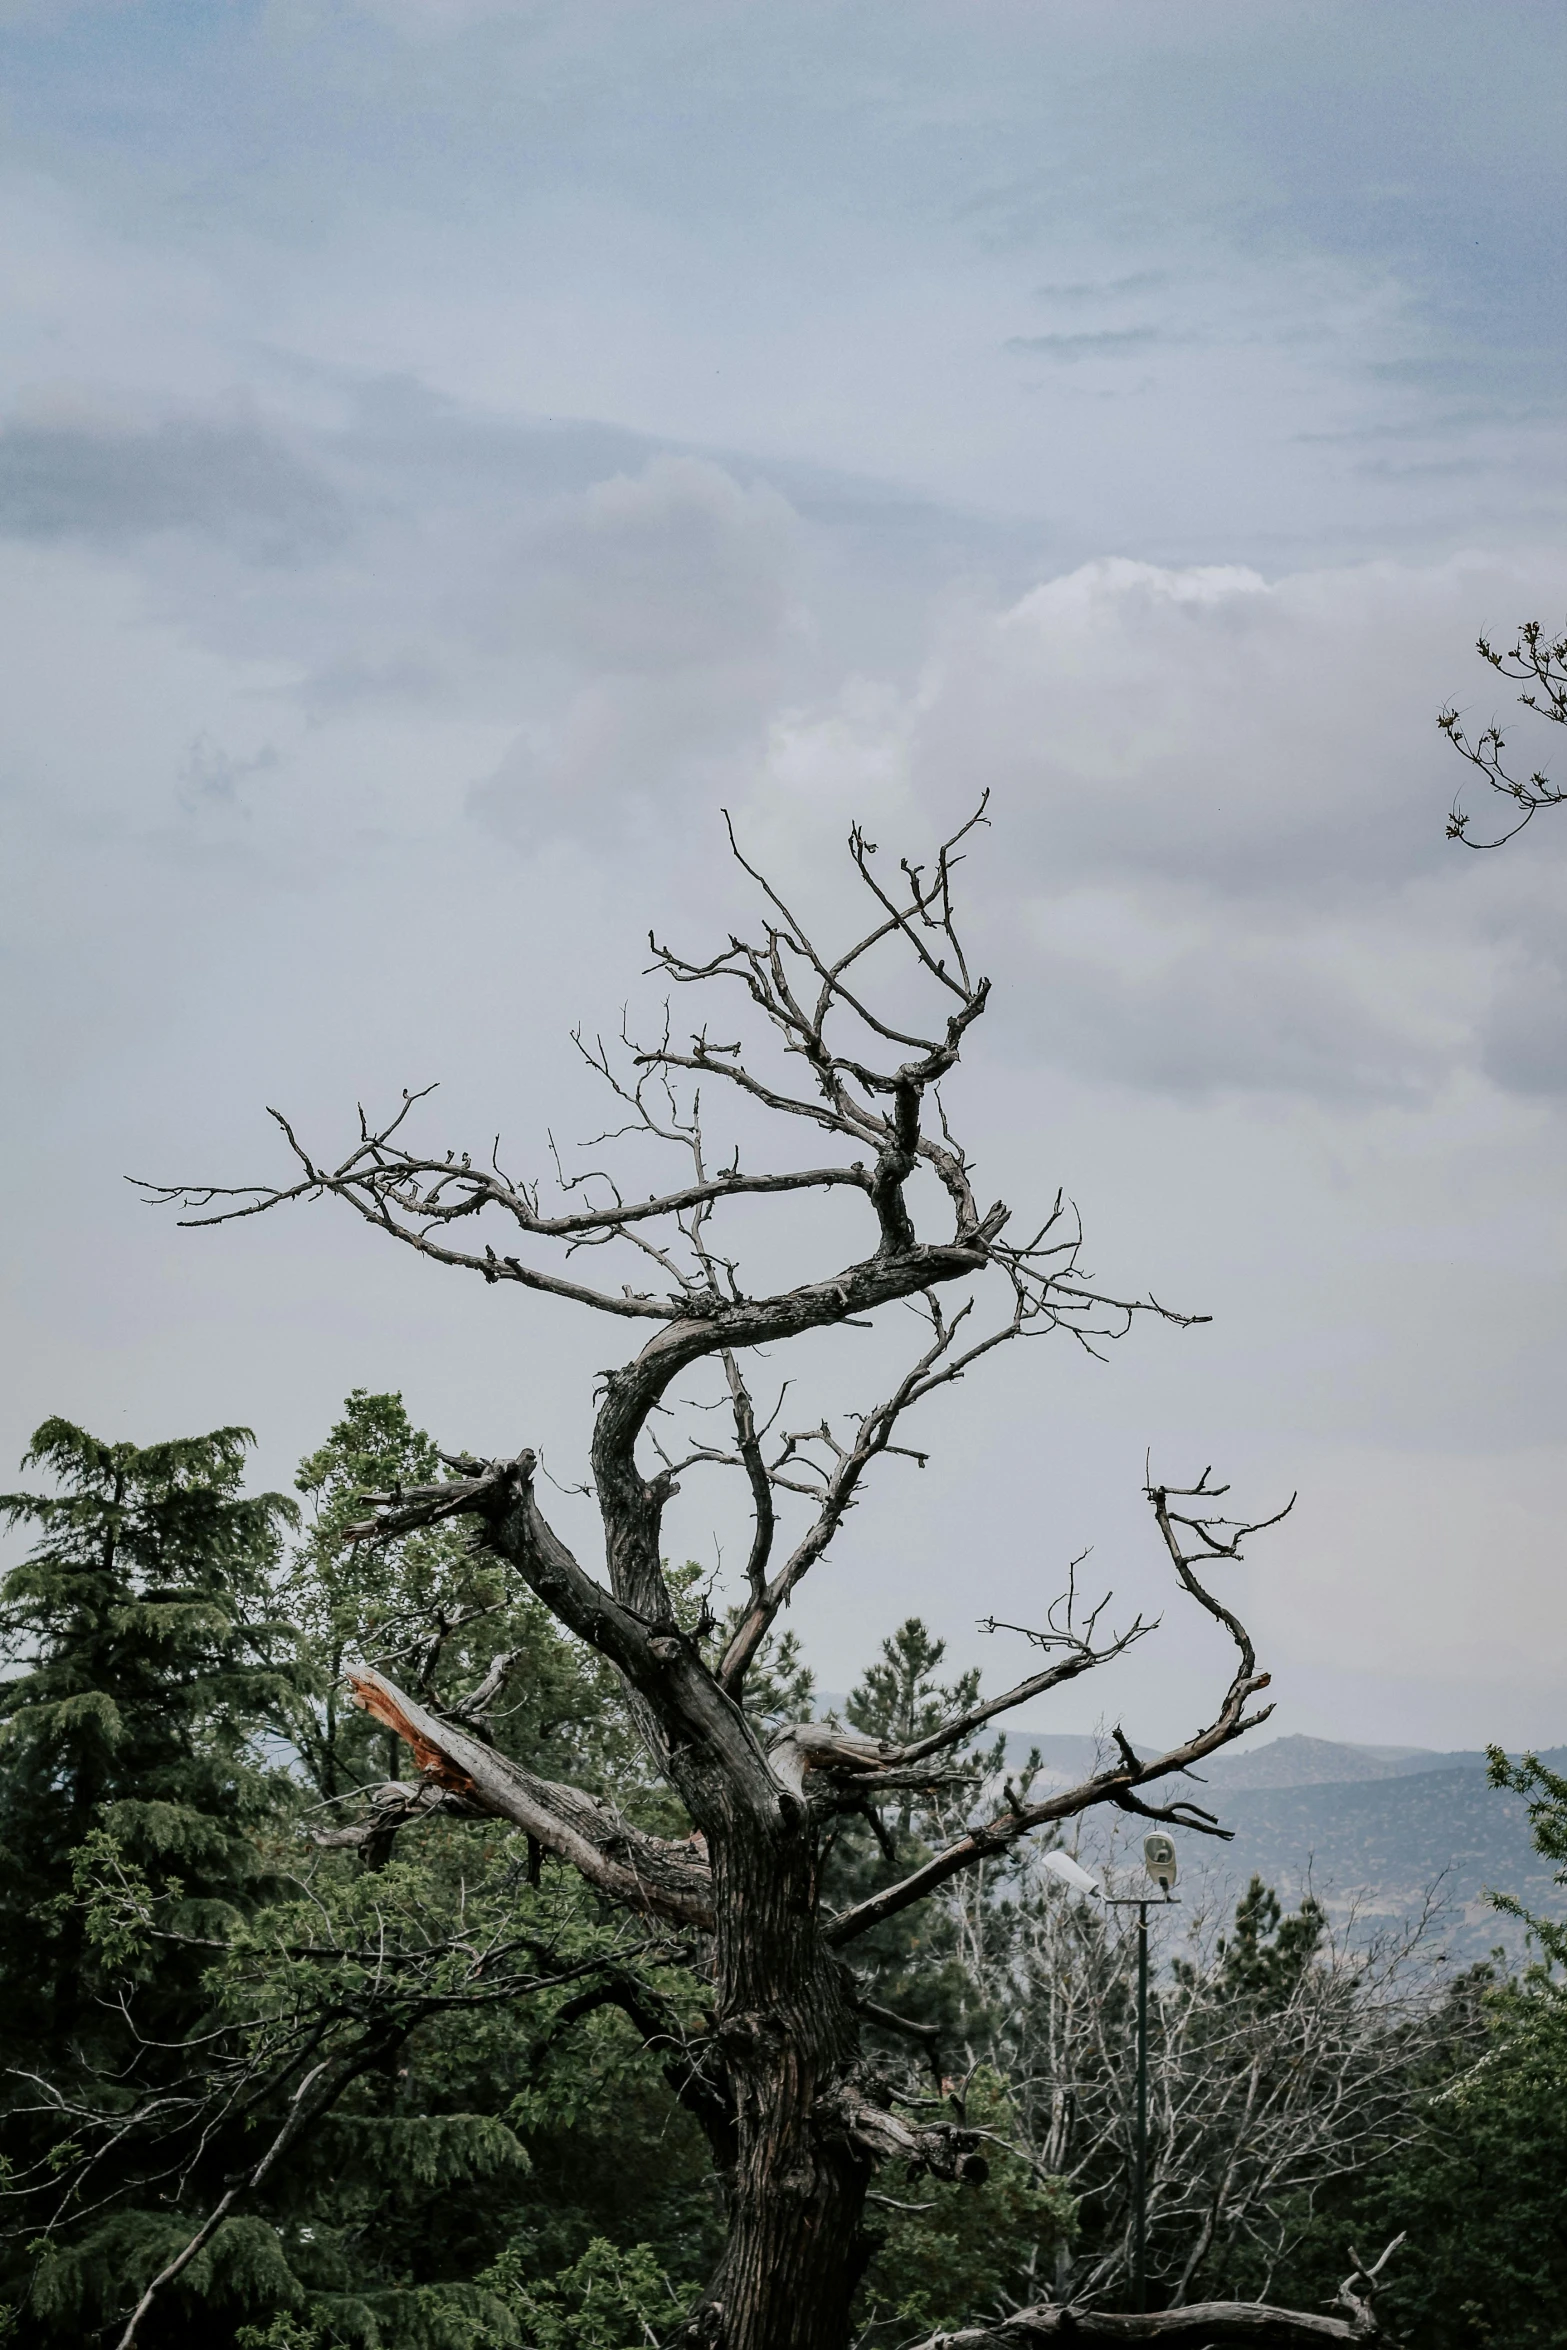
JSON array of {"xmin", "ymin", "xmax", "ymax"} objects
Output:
[
  {"xmin": 510, "ymin": 456, "xmax": 799, "ymax": 675},
  {"xmin": 902, "ymin": 558, "xmax": 1464, "ymax": 903},
  {"xmin": 739, "ymin": 551, "xmax": 1567, "ymax": 1106},
  {"xmin": 1005, "ymin": 327, "xmax": 1174, "ymax": 362},
  {"xmin": 1477, "ymin": 915, "xmax": 1567, "ymax": 1093},
  {"xmin": 0, "ymin": 411, "xmax": 347, "ymax": 563},
  {"xmin": 1032, "ymin": 272, "xmax": 1169, "ymax": 304},
  {"xmin": 1003, "ymin": 928, "xmax": 1445, "ymax": 1104},
  {"xmin": 470, "ymin": 666, "xmax": 775, "ymax": 844},
  {"xmin": 177, "ymin": 733, "xmax": 280, "ymax": 809},
  {"xmin": 291, "ymin": 650, "xmax": 451, "ymax": 718}
]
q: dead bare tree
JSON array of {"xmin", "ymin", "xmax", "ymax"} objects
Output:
[
  {"xmin": 941, "ymin": 1843, "xmax": 1451, "ymax": 2318},
  {"xmin": 139, "ymin": 805, "xmax": 1293, "ymax": 2350},
  {"xmin": 1441, "ymin": 617, "xmax": 1567, "ymax": 847}
]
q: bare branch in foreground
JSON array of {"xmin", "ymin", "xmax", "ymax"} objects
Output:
[
  {"xmin": 823, "ymin": 1472, "xmax": 1281, "ymax": 1945},
  {"xmin": 897, "ymin": 2233, "xmax": 1406, "ymax": 2347},
  {"xmin": 896, "ymin": 2277, "xmax": 1398, "ymax": 2346},
  {"xmin": 343, "ymin": 1664, "xmax": 714, "ymax": 1931},
  {"xmin": 115, "ymin": 2060, "xmax": 333, "ymax": 2350}
]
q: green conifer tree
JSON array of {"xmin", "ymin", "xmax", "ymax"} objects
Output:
[
  {"xmin": 0, "ymin": 1419, "xmax": 299, "ymax": 2056},
  {"xmin": 835, "ymin": 1618, "xmax": 1005, "ymax": 2018},
  {"xmin": 284, "ymin": 1388, "xmax": 501, "ymax": 1801},
  {"xmin": 0, "ymin": 1418, "xmax": 302, "ymax": 2339}
]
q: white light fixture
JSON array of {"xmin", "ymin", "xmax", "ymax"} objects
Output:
[
  {"xmin": 1040, "ymin": 1848, "xmax": 1101, "ymax": 1897},
  {"xmin": 1143, "ymin": 1833, "xmax": 1178, "ymax": 1894}
]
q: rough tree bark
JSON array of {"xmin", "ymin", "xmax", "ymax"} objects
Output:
[{"xmin": 144, "ymin": 804, "xmax": 1303, "ymax": 2350}]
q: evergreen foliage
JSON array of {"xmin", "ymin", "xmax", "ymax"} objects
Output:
[
  {"xmin": 1326, "ymin": 1969, "xmax": 1567, "ymax": 2347},
  {"xmin": 1211, "ymin": 1876, "xmax": 1327, "ymax": 2004},
  {"xmin": 0, "ymin": 1417, "xmax": 299, "ymax": 1986},
  {"xmin": 1270, "ymin": 1750, "xmax": 1567, "ymax": 2347},
  {"xmin": 833, "ymin": 1616, "xmax": 1015, "ymax": 2037},
  {"xmin": 0, "ymin": 1419, "xmax": 303, "ymax": 2337}
]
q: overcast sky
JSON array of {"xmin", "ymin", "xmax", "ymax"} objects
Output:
[{"xmin": 5, "ymin": 0, "xmax": 1567, "ymax": 1753}]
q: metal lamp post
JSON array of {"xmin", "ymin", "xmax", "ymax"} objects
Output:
[{"xmin": 1106, "ymin": 1832, "xmax": 1180, "ymax": 2314}]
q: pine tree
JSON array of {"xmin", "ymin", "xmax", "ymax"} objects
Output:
[
  {"xmin": 847, "ymin": 1618, "xmax": 980, "ymax": 1751},
  {"xmin": 0, "ymin": 1419, "xmax": 299, "ymax": 2052},
  {"xmin": 834, "ymin": 1617, "xmax": 1003, "ymax": 1992},
  {"xmin": 283, "ymin": 1389, "xmax": 661, "ymax": 1825},
  {"xmin": 0, "ymin": 1418, "xmax": 300, "ymax": 2338}
]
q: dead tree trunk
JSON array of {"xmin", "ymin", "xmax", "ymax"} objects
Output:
[
  {"xmin": 147, "ymin": 803, "xmax": 1296, "ymax": 2350},
  {"xmin": 699, "ymin": 1826, "xmax": 866, "ymax": 2350}
]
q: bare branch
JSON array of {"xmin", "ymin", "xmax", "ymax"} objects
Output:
[
  {"xmin": 822, "ymin": 2080, "xmax": 989, "ymax": 2185},
  {"xmin": 1442, "ymin": 618, "xmax": 1567, "ymax": 848},
  {"xmin": 344, "ymin": 1664, "xmax": 714, "ymax": 1930},
  {"xmin": 115, "ymin": 2059, "xmax": 334, "ymax": 2350},
  {"xmin": 896, "ymin": 2291, "xmax": 1394, "ymax": 2345},
  {"xmin": 825, "ymin": 1468, "xmax": 1278, "ymax": 1945},
  {"xmin": 719, "ymin": 1291, "xmax": 1051, "ymax": 1692},
  {"xmin": 886, "ymin": 1563, "xmax": 1152, "ymax": 1768},
  {"xmin": 135, "ymin": 805, "xmax": 1283, "ymax": 2350}
]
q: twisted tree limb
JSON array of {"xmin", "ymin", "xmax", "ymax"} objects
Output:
[
  {"xmin": 136, "ymin": 806, "xmax": 1302, "ymax": 2350},
  {"xmin": 345, "ymin": 1664, "xmax": 714, "ymax": 1930},
  {"xmin": 902, "ymin": 2240, "xmax": 1406, "ymax": 2349},
  {"xmin": 904, "ymin": 2312, "xmax": 1371, "ymax": 2347},
  {"xmin": 821, "ymin": 2083, "xmax": 989, "ymax": 2184}
]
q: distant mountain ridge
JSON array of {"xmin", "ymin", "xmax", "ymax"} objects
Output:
[
  {"xmin": 1199, "ymin": 1734, "xmax": 1494, "ymax": 1790},
  {"xmin": 988, "ymin": 1733, "xmax": 1567, "ymax": 1965},
  {"xmin": 840, "ymin": 1716, "xmax": 1567, "ymax": 1966},
  {"xmin": 991, "ymin": 1728, "xmax": 1536, "ymax": 1791},
  {"xmin": 813, "ymin": 1712, "xmax": 1538, "ymax": 1795}
]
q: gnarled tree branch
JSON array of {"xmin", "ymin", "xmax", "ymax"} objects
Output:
[
  {"xmin": 824, "ymin": 1474, "xmax": 1282, "ymax": 1945},
  {"xmin": 345, "ymin": 1664, "xmax": 714, "ymax": 1930},
  {"xmin": 897, "ymin": 2238, "xmax": 1405, "ymax": 2347}
]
